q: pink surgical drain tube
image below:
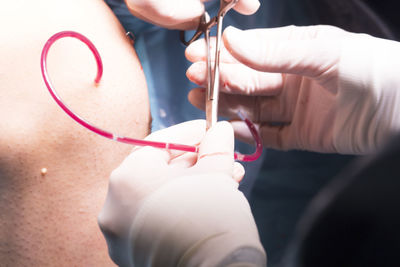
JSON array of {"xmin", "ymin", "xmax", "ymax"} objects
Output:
[{"xmin": 40, "ymin": 31, "xmax": 262, "ymax": 161}]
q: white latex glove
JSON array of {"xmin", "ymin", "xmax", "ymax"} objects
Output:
[
  {"xmin": 124, "ymin": 0, "xmax": 260, "ymax": 29},
  {"xmin": 185, "ymin": 25, "xmax": 400, "ymax": 155},
  {"xmin": 98, "ymin": 120, "xmax": 266, "ymax": 267}
]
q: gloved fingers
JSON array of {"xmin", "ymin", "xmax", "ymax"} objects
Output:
[
  {"xmin": 144, "ymin": 119, "xmax": 205, "ymax": 142},
  {"xmin": 233, "ymin": 0, "xmax": 260, "ymax": 15},
  {"xmin": 223, "ymin": 25, "xmax": 343, "ymax": 78},
  {"xmin": 193, "ymin": 121, "xmax": 235, "ymax": 176},
  {"xmin": 217, "ymin": 91, "xmax": 294, "ymax": 123},
  {"xmin": 188, "ymin": 88, "xmax": 293, "ymax": 123},
  {"xmin": 230, "ymin": 120, "xmax": 293, "ymax": 150},
  {"xmin": 229, "ymin": 120, "xmax": 257, "ymax": 144},
  {"xmin": 187, "ymin": 61, "xmax": 284, "ymax": 96},
  {"xmin": 168, "ymin": 152, "xmax": 198, "ymax": 170},
  {"xmin": 118, "ymin": 151, "xmax": 175, "ymax": 178},
  {"xmin": 142, "ymin": 119, "xmax": 206, "ymax": 160},
  {"xmin": 104, "ymin": 150, "xmax": 175, "ymax": 209},
  {"xmin": 185, "ymin": 36, "xmax": 238, "ymax": 63},
  {"xmin": 233, "ymin": 162, "xmax": 245, "ymax": 182},
  {"xmin": 115, "ymin": 120, "xmax": 206, "ymax": 179},
  {"xmin": 98, "ymin": 120, "xmax": 208, "ymax": 264}
]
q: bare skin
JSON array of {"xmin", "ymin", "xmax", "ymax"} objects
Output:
[{"xmin": 0, "ymin": 0, "xmax": 150, "ymax": 265}]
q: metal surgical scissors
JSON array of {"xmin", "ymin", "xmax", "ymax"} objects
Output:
[{"xmin": 181, "ymin": 0, "xmax": 238, "ymax": 130}]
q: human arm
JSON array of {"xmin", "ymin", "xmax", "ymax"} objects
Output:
[
  {"xmin": 123, "ymin": 0, "xmax": 260, "ymax": 29},
  {"xmin": 185, "ymin": 25, "xmax": 400, "ymax": 155},
  {"xmin": 98, "ymin": 120, "xmax": 266, "ymax": 266}
]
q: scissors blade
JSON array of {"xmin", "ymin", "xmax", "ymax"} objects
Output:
[
  {"xmin": 206, "ymin": 0, "xmax": 238, "ymax": 130},
  {"xmin": 200, "ymin": 12, "xmax": 215, "ymax": 130}
]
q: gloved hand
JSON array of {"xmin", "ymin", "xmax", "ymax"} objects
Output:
[
  {"xmin": 185, "ymin": 25, "xmax": 400, "ymax": 155},
  {"xmin": 124, "ymin": 0, "xmax": 260, "ymax": 29},
  {"xmin": 98, "ymin": 120, "xmax": 265, "ymax": 266}
]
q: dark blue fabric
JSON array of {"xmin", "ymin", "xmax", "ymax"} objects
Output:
[
  {"xmin": 252, "ymin": 150, "xmax": 354, "ymax": 266},
  {"xmin": 283, "ymin": 133, "xmax": 400, "ymax": 267}
]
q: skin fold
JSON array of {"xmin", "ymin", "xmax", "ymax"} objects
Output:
[{"xmin": 0, "ymin": 0, "xmax": 150, "ymax": 265}]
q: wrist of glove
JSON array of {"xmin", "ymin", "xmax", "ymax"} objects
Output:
[
  {"xmin": 130, "ymin": 173, "xmax": 266, "ymax": 267},
  {"xmin": 335, "ymin": 33, "xmax": 400, "ymax": 154}
]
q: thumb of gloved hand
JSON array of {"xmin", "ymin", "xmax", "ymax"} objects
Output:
[{"xmin": 194, "ymin": 121, "xmax": 245, "ymax": 182}]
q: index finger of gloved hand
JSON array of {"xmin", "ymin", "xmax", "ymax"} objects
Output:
[
  {"xmin": 230, "ymin": 121, "xmax": 294, "ymax": 151},
  {"xmin": 233, "ymin": 0, "xmax": 260, "ymax": 15},
  {"xmin": 194, "ymin": 121, "xmax": 235, "ymax": 175},
  {"xmin": 223, "ymin": 25, "xmax": 343, "ymax": 78},
  {"xmin": 187, "ymin": 61, "xmax": 284, "ymax": 96},
  {"xmin": 185, "ymin": 36, "xmax": 238, "ymax": 63},
  {"xmin": 188, "ymin": 88, "xmax": 293, "ymax": 123}
]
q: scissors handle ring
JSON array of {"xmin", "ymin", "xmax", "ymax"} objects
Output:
[{"xmin": 180, "ymin": 12, "xmax": 217, "ymax": 46}]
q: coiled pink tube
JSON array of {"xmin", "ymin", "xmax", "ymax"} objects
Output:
[{"xmin": 40, "ymin": 31, "xmax": 262, "ymax": 161}]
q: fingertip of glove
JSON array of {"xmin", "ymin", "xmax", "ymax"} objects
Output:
[
  {"xmin": 186, "ymin": 62, "xmax": 206, "ymax": 84},
  {"xmin": 233, "ymin": 162, "xmax": 245, "ymax": 183},
  {"xmin": 199, "ymin": 121, "xmax": 234, "ymax": 159},
  {"xmin": 230, "ymin": 120, "xmax": 254, "ymax": 144},
  {"xmin": 233, "ymin": 0, "xmax": 260, "ymax": 15},
  {"xmin": 185, "ymin": 38, "xmax": 206, "ymax": 62},
  {"xmin": 214, "ymin": 121, "xmax": 234, "ymax": 135},
  {"xmin": 224, "ymin": 26, "xmax": 243, "ymax": 36},
  {"xmin": 187, "ymin": 88, "xmax": 206, "ymax": 109},
  {"xmin": 223, "ymin": 26, "xmax": 243, "ymax": 51}
]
